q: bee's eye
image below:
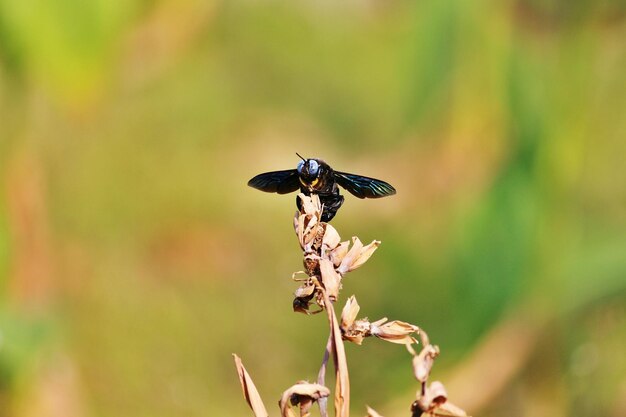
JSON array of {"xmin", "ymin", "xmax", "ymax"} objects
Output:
[
  {"xmin": 308, "ymin": 160, "xmax": 319, "ymax": 176},
  {"xmin": 297, "ymin": 160, "xmax": 304, "ymax": 173}
]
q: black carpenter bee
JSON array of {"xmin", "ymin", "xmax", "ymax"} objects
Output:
[{"xmin": 247, "ymin": 154, "xmax": 396, "ymax": 222}]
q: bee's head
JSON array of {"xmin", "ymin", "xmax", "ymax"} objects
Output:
[
  {"xmin": 296, "ymin": 158, "xmax": 321, "ymax": 181},
  {"xmin": 296, "ymin": 157, "xmax": 324, "ymax": 191}
]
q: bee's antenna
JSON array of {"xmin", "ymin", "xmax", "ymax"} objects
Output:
[{"xmin": 296, "ymin": 152, "xmax": 306, "ymax": 162}]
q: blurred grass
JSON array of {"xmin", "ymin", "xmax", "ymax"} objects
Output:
[{"xmin": 1, "ymin": 1, "xmax": 626, "ymax": 416}]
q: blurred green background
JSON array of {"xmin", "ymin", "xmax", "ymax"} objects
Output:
[{"xmin": 1, "ymin": 0, "xmax": 625, "ymax": 416}]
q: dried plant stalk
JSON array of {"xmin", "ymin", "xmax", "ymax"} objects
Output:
[
  {"xmin": 317, "ymin": 334, "xmax": 333, "ymax": 417},
  {"xmin": 322, "ymin": 289, "xmax": 350, "ymax": 417},
  {"xmin": 234, "ymin": 193, "xmax": 469, "ymax": 417}
]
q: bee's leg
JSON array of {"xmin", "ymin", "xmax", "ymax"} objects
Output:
[
  {"xmin": 296, "ymin": 194, "xmax": 303, "ymax": 213},
  {"xmin": 320, "ymin": 194, "xmax": 344, "ymax": 222},
  {"xmin": 321, "ymin": 210, "xmax": 335, "ymax": 222}
]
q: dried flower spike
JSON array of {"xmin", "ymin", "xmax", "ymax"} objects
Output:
[
  {"xmin": 236, "ymin": 185, "xmax": 469, "ymax": 417},
  {"xmin": 292, "ymin": 195, "xmax": 381, "ymax": 311}
]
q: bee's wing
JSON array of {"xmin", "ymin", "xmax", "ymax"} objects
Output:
[
  {"xmin": 247, "ymin": 170, "xmax": 300, "ymax": 194},
  {"xmin": 334, "ymin": 171, "xmax": 396, "ymax": 199}
]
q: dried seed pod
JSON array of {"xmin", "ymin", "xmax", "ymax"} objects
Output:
[
  {"xmin": 336, "ymin": 237, "xmax": 380, "ymax": 275},
  {"xmin": 415, "ymin": 381, "xmax": 468, "ymax": 417},
  {"xmin": 413, "ymin": 344, "xmax": 440, "ymax": 383},
  {"xmin": 303, "ymin": 254, "xmax": 320, "ymax": 276},
  {"xmin": 370, "ymin": 320, "xmax": 420, "ymax": 345},
  {"xmin": 279, "ymin": 381, "xmax": 330, "ymax": 417},
  {"xmin": 340, "ymin": 296, "xmax": 361, "ymax": 330},
  {"xmin": 293, "ymin": 280, "xmax": 321, "ymax": 314}
]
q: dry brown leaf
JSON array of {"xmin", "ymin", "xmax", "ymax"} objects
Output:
[
  {"xmin": 370, "ymin": 320, "xmax": 420, "ymax": 345},
  {"xmin": 322, "ymin": 223, "xmax": 341, "ymax": 253},
  {"xmin": 317, "ymin": 335, "xmax": 333, "ymax": 417},
  {"xmin": 330, "ymin": 241, "xmax": 350, "ymax": 267},
  {"xmin": 296, "ymin": 214, "xmax": 314, "ymax": 250},
  {"xmin": 321, "ymin": 291, "xmax": 350, "ymax": 417},
  {"xmin": 333, "ymin": 318, "xmax": 350, "ymax": 417},
  {"xmin": 303, "ymin": 216, "xmax": 320, "ymax": 248},
  {"xmin": 320, "ymin": 258, "xmax": 342, "ymax": 301},
  {"xmin": 296, "ymin": 213, "xmax": 304, "ymax": 247},
  {"xmin": 233, "ymin": 354, "xmax": 269, "ymax": 417},
  {"xmin": 279, "ymin": 381, "xmax": 330, "ymax": 417}
]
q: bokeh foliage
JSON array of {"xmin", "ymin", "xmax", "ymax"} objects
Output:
[{"xmin": 1, "ymin": 1, "xmax": 625, "ymax": 416}]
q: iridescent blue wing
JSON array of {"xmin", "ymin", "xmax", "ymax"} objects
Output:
[
  {"xmin": 334, "ymin": 171, "xmax": 396, "ymax": 199},
  {"xmin": 247, "ymin": 170, "xmax": 300, "ymax": 194}
]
